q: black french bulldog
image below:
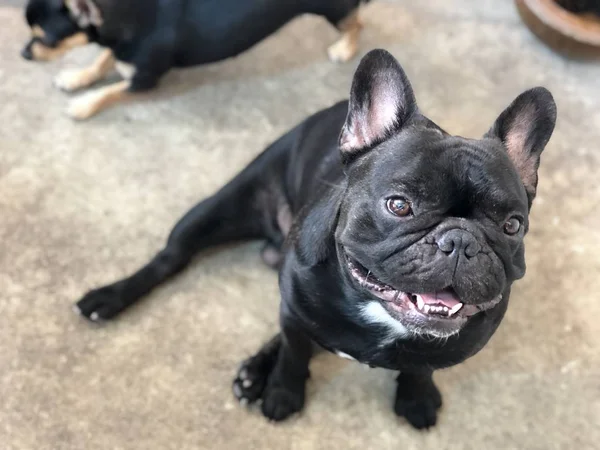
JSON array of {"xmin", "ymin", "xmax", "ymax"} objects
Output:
[
  {"xmin": 21, "ymin": 0, "xmax": 369, "ymax": 120},
  {"xmin": 74, "ymin": 49, "xmax": 557, "ymax": 428}
]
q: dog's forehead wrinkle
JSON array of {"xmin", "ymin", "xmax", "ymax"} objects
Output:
[{"xmin": 438, "ymin": 141, "xmax": 527, "ymax": 212}]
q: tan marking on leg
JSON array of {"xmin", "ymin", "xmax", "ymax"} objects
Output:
[
  {"xmin": 30, "ymin": 32, "xmax": 89, "ymax": 61},
  {"xmin": 31, "ymin": 25, "xmax": 45, "ymax": 39},
  {"xmin": 66, "ymin": 80, "xmax": 130, "ymax": 120},
  {"xmin": 327, "ymin": 10, "xmax": 363, "ymax": 63},
  {"xmin": 54, "ymin": 49, "xmax": 116, "ymax": 92}
]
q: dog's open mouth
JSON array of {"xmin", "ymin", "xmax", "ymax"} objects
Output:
[{"xmin": 345, "ymin": 254, "xmax": 502, "ymax": 323}]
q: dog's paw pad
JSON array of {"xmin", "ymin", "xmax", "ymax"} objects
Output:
[
  {"xmin": 54, "ymin": 68, "xmax": 87, "ymax": 92},
  {"xmin": 260, "ymin": 386, "xmax": 303, "ymax": 422},
  {"xmin": 232, "ymin": 357, "xmax": 271, "ymax": 405},
  {"xmin": 75, "ymin": 285, "xmax": 124, "ymax": 322},
  {"xmin": 327, "ymin": 39, "xmax": 357, "ymax": 63}
]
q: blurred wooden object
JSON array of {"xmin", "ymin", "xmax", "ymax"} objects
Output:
[{"xmin": 516, "ymin": 0, "xmax": 600, "ymax": 59}]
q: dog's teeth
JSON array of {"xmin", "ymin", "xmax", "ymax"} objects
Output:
[
  {"xmin": 448, "ymin": 303, "xmax": 463, "ymax": 316},
  {"xmin": 416, "ymin": 295, "xmax": 425, "ymax": 310},
  {"xmin": 423, "ymin": 305, "xmax": 430, "ymax": 314}
]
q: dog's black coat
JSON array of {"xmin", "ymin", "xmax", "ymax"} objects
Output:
[
  {"xmin": 75, "ymin": 50, "xmax": 556, "ymax": 428},
  {"xmin": 23, "ymin": 0, "xmax": 369, "ymax": 90},
  {"xmin": 556, "ymin": 0, "xmax": 600, "ymax": 15}
]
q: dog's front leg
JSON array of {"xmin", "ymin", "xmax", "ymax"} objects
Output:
[
  {"xmin": 66, "ymin": 79, "xmax": 130, "ymax": 120},
  {"xmin": 260, "ymin": 320, "xmax": 313, "ymax": 422},
  {"xmin": 394, "ymin": 370, "xmax": 442, "ymax": 430},
  {"xmin": 327, "ymin": 10, "xmax": 363, "ymax": 63},
  {"xmin": 54, "ymin": 49, "xmax": 116, "ymax": 92}
]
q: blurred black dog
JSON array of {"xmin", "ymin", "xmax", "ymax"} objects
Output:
[
  {"xmin": 74, "ymin": 49, "xmax": 556, "ymax": 428},
  {"xmin": 556, "ymin": 0, "xmax": 600, "ymax": 15},
  {"xmin": 21, "ymin": 0, "xmax": 370, "ymax": 120}
]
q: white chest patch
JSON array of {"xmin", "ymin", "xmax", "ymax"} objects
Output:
[
  {"xmin": 361, "ymin": 301, "xmax": 410, "ymax": 338},
  {"xmin": 335, "ymin": 351, "xmax": 357, "ymax": 361}
]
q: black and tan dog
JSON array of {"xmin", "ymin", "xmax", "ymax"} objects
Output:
[
  {"xmin": 21, "ymin": 0, "xmax": 370, "ymax": 120},
  {"xmin": 73, "ymin": 49, "xmax": 556, "ymax": 427}
]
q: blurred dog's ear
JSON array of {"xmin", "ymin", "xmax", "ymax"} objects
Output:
[{"xmin": 66, "ymin": 0, "xmax": 103, "ymax": 27}]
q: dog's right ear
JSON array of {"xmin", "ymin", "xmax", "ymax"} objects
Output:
[
  {"xmin": 485, "ymin": 87, "xmax": 557, "ymax": 205},
  {"xmin": 339, "ymin": 49, "xmax": 417, "ymax": 161},
  {"xmin": 65, "ymin": 0, "xmax": 103, "ymax": 27}
]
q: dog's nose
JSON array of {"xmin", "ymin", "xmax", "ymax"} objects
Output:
[
  {"xmin": 437, "ymin": 229, "xmax": 481, "ymax": 258},
  {"xmin": 21, "ymin": 44, "xmax": 33, "ymax": 60}
]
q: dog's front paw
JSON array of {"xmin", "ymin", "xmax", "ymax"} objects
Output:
[
  {"xmin": 394, "ymin": 373, "xmax": 442, "ymax": 430},
  {"xmin": 232, "ymin": 334, "xmax": 305, "ymax": 422},
  {"xmin": 327, "ymin": 38, "xmax": 357, "ymax": 63},
  {"xmin": 54, "ymin": 68, "xmax": 88, "ymax": 92},
  {"xmin": 66, "ymin": 91, "xmax": 102, "ymax": 120},
  {"xmin": 74, "ymin": 284, "xmax": 126, "ymax": 322},
  {"xmin": 261, "ymin": 384, "xmax": 305, "ymax": 422},
  {"xmin": 232, "ymin": 356, "xmax": 273, "ymax": 405}
]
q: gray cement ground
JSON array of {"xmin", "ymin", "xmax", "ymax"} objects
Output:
[{"xmin": 1, "ymin": 1, "xmax": 599, "ymax": 449}]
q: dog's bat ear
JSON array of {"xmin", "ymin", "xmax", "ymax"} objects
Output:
[
  {"xmin": 339, "ymin": 49, "xmax": 417, "ymax": 160},
  {"xmin": 65, "ymin": 0, "xmax": 103, "ymax": 27},
  {"xmin": 486, "ymin": 87, "xmax": 557, "ymax": 203}
]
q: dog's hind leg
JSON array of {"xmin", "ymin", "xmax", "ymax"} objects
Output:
[
  {"xmin": 74, "ymin": 131, "xmax": 295, "ymax": 321},
  {"xmin": 54, "ymin": 49, "xmax": 115, "ymax": 92}
]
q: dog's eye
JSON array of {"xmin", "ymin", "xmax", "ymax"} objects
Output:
[
  {"xmin": 503, "ymin": 217, "xmax": 521, "ymax": 235},
  {"xmin": 386, "ymin": 197, "xmax": 412, "ymax": 217}
]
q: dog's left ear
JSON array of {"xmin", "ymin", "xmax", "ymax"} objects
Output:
[
  {"xmin": 486, "ymin": 87, "xmax": 557, "ymax": 204},
  {"xmin": 65, "ymin": 0, "xmax": 103, "ymax": 27},
  {"xmin": 339, "ymin": 49, "xmax": 417, "ymax": 160}
]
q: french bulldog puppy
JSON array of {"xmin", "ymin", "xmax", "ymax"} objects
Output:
[
  {"xmin": 21, "ymin": 0, "xmax": 370, "ymax": 120},
  {"xmin": 74, "ymin": 49, "xmax": 557, "ymax": 428}
]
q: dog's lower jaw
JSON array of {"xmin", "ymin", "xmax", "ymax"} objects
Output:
[
  {"xmin": 361, "ymin": 301, "xmax": 462, "ymax": 340},
  {"xmin": 28, "ymin": 32, "xmax": 89, "ymax": 61},
  {"xmin": 344, "ymin": 251, "xmax": 505, "ymax": 340}
]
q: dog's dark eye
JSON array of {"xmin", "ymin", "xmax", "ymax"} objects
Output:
[
  {"xmin": 386, "ymin": 197, "xmax": 412, "ymax": 217},
  {"xmin": 504, "ymin": 217, "xmax": 521, "ymax": 235}
]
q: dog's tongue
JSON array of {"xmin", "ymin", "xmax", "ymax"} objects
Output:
[{"xmin": 419, "ymin": 290, "xmax": 462, "ymax": 308}]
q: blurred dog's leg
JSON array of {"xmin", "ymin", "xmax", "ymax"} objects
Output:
[
  {"xmin": 54, "ymin": 49, "xmax": 116, "ymax": 92},
  {"xmin": 66, "ymin": 80, "xmax": 130, "ymax": 120},
  {"xmin": 328, "ymin": 10, "xmax": 363, "ymax": 63}
]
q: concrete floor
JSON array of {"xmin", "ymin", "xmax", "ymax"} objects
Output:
[{"xmin": 1, "ymin": 1, "xmax": 599, "ymax": 449}]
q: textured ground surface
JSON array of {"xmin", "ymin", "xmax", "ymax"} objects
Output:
[{"xmin": 1, "ymin": 1, "xmax": 599, "ymax": 449}]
